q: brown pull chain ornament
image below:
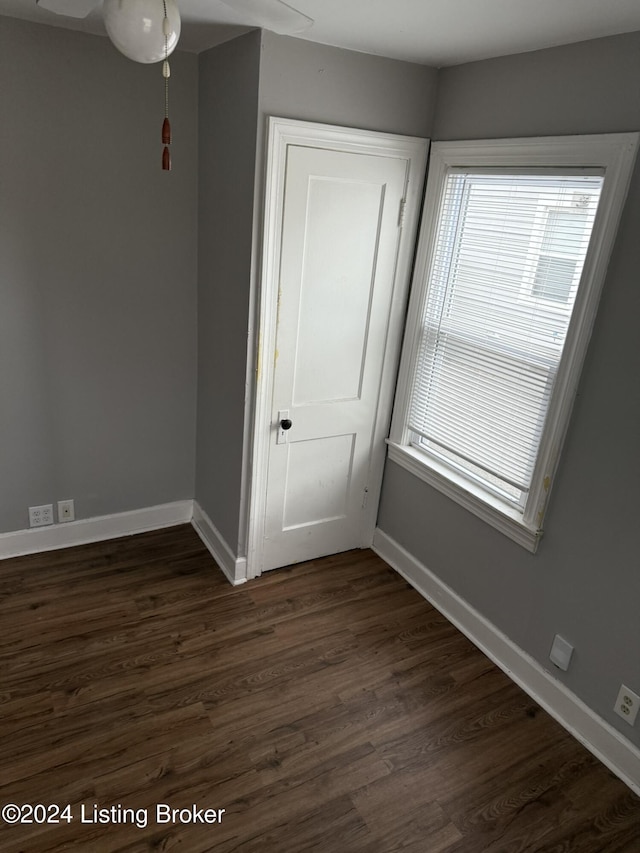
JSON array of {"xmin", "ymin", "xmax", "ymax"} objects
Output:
[{"xmin": 162, "ymin": 113, "xmax": 171, "ymax": 171}]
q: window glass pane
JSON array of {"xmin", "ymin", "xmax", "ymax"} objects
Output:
[
  {"xmin": 532, "ymin": 208, "xmax": 589, "ymax": 302},
  {"xmin": 540, "ymin": 209, "xmax": 588, "ymax": 255},
  {"xmin": 408, "ymin": 172, "xmax": 603, "ymax": 504},
  {"xmin": 533, "ymin": 256, "xmax": 577, "ymax": 303}
]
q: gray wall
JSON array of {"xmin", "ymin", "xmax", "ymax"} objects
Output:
[
  {"xmin": 195, "ymin": 30, "xmax": 261, "ymax": 547},
  {"xmin": 377, "ymin": 31, "xmax": 640, "ymax": 746},
  {"xmin": 258, "ymin": 30, "xmax": 437, "ymax": 138},
  {"xmin": 0, "ymin": 17, "xmax": 198, "ymax": 533}
]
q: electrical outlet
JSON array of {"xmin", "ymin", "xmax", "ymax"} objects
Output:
[
  {"xmin": 29, "ymin": 504, "xmax": 54, "ymax": 528},
  {"xmin": 614, "ymin": 685, "xmax": 639, "ymax": 726},
  {"xmin": 549, "ymin": 634, "xmax": 573, "ymax": 671},
  {"xmin": 57, "ymin": 499, "xmax": 75, "ymax": 523}
]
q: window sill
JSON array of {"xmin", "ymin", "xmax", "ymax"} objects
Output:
[{"xmin": 386, "ymin": 442, "xmax": 542, "ymax": 553}]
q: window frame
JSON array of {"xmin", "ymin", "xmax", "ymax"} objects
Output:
[{"xmin": 388, "ymin": 134, "xmax": 639, "ymax": 552}]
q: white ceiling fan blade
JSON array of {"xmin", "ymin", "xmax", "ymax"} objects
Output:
[
  {"xmin": 36, "ymin": 0, "xmax": 101, "ymax": 18},
  {"xmin": 218, "ymin": 0, "xmax": 313, "ymax": 35}
]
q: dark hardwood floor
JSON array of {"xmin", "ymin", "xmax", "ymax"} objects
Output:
[{"xmin": 0, "ymin": 525, "xmax": 638, "ymax": 852}]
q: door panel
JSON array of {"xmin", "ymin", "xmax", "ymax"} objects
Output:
[
  {"xmin": 282, "ymin": 433, "xmax": 355, "ymax": 529},
  {"xmin": 292, "ymin": 177, "xmax": 383, "ymax": 405}
]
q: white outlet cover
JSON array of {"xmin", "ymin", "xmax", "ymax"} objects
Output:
[
  {"xmin": 549, "ymin": 634, "xmax": 574, "ymax": 671},
  {"xmin": 57, "ymin": 499, "xmax": 75, "ymax": 523},
  {"xmin": 614, "ymin": 684, "xmax": 639, "ymax": 726},
  {"xmin": 29, "ymin": 504, "xmax": 54, "ymax": 527}
]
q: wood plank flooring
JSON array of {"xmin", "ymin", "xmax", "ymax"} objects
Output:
[{"xmin": 0, "ymin": 524, "xmax": 638, "ymax": 852}]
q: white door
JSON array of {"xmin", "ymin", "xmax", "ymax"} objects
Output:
[{"xmin": 251, "ymin": 119, "xmax": 428, "ymax": 575}]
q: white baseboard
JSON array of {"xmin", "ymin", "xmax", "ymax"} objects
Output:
[
  {"xmin": 191, "ymin": 502, "xmax": 247, "ymax": 586},
  {"xmin": 0, "ymin": 500, "xmax": 194, "ymax": 560},
  {"xmin": 372, "ymin": 527, "xmax": 640, "ymax": 796},
  {"xmin": 0, "ymin": 498, "xmax": 248, "ymax": 587}
]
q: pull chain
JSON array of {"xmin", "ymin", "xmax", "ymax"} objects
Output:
[{"xmin": 161, "ymin": 0, "xmax": 172, "ymax": 170}]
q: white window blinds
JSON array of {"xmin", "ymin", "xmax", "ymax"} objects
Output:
[{"xmin": 408, "ymin": 171, "xmax": 603, "ymax": 507}]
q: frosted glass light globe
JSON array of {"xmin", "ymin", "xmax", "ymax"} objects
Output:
[{"xmin": 103, "ymin": 0, "xmax": 181, "ymax": 64}]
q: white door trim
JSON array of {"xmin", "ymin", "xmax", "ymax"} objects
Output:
[{"xmin": 247, "ymin": 117, "xmax": 428, "ymax": 580}]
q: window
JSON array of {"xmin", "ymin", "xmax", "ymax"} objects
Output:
[{"xmin": 389, "ymin": 135, "xmax": 638, "ymax": 551}]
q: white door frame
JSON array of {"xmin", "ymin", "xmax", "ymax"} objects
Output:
[{"xmin": 246, "ymin": 117, "xmax": 428, "ymax": 580}]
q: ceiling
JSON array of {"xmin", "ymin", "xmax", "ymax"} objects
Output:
[{"xmin": 3, "ymin": 0, "xmax": 640, "ymax": 67}]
